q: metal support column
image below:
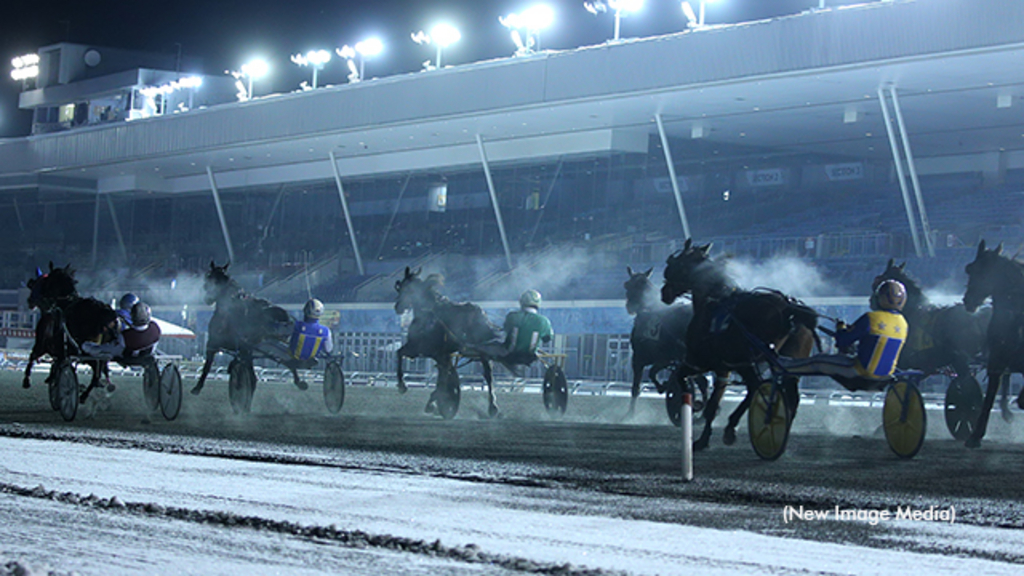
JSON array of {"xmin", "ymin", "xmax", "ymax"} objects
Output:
[
  {"xmin": 525, "ymin": 158, "xmax": 563, "ymax": 247},
  {"xmin": 890, "ymin": 87, "xmax": 935, "ymax": 257},
  {"xmin": 11, "ymin": 197, "xmax": 24, "ymax": 233},
  {"xmin": 878, "ymin": 88, "xmax": 923, "ymax": 258},
  {"xmin": 329, "ymin": 151, "xmax": 365, "ymax": 275},
  {"xmin": 91, "ymin": 193, "xmax": 101, "ymax": 268},
  {"xmin": 476, "ymin": 134, "xmax": 514, "ymax": 271},
  {"xmin": 375, "ymin": 173, "xmax": 412, "ymax": 261},
  {"xmin": 105, "ymin": 194, "xmax": 129, "ymax": 264},
  {"xmin": 655, "ymin": 114, "xmax": 692, "ymax": 240},
  {"xmin": 205, "ymin": 166, "xmax": 235, "ymax": 263}
]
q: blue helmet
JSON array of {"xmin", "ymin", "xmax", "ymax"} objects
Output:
[{"xmin": 119, "ymin": 293, "xmax": 140, "ymax": 312}]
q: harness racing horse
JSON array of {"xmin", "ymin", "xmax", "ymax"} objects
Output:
[
  {"xmin": 394, "ymin": 267, "xmax": 506, "ymax": 418},
  {"xmin": 624, "ymin": 266, "xmax": 706, "ymax": 420},
  {"xmin": 661, "ymin": 239, "xmax": 819, "ymax": 451},
  {"xmin": 190, "ymin": 261, "xmax": 301, "ymax": 396},
  {"xmin": 872, "ymin": 259, "xmax": 997, "ymax": 436},
  {"xmin": 23, "ymin": 263, "xmax": 116, "ymax": 402},
  {"xmin": 962, "ymin": 240, "xmax": 1024, "ymax": 448}
]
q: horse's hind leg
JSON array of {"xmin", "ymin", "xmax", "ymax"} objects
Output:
[
  {"xmin": 482, "ymin": 360, "xmax": 498, "ymax": 418},
  {"xmin": 22, "ymin": 354, "xmax": 36, "ymax": 389},
  {"xmin": 695, "ymin": 373, "xmax": 729, "ymax": 451},
  {"xmin": 626, "ymin": 358, "xmax": 646, "ymax": 419},
  {"xmin": 191, "ymin": 349, "xmax": 217, "ymax": 395},
  {"xmin": 396, "ymin": 346, "xmax": 408, "ymax": 394},
  {"xmin": 999, "ymin": 376, "xmax": 1014, "ymax": 423}
]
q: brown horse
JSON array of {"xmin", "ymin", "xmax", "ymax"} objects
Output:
[
  {"xmin": 661, "ymin": 239, "xmax": 819, "ymax": 451},
  {"xmin": 962, "ymin": 240, "xmax": 1024, "ymax": 448}
]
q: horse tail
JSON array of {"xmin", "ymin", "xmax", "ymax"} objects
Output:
[{"xmin": 783, "ymin": 296, "xmax": 823, "ymax": 352}]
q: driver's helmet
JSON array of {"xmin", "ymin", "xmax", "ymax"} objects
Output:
[
  {"xmin": 873, "ymin": 279, "xmax": 907, "ymax": 312},
  {"xmin": 119, "ymin": 293, "xmax": 140, "ymax": 312},
  {"xmin": 130, "ymin": 302, "xmax": 152, "ymax": 328},
  {"xmin": 303, "ymin": 298, "xmax": 324, "ymax": 320},
  {"xmin": 519, "ymin": 289, "xmax": 542, "ymax": 309}
]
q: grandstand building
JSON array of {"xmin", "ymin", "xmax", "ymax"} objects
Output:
[{"xmin": 1, "ymin": 0, "xmax": 1022, "ymax": 378}]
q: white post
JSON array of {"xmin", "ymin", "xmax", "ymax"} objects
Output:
[
  {"xmin": 329, "ymin": 151, "xmax": 365, "ymax": 275},
  {"xmin": 878, "ymin": 87, "xmax": 923, "ymax": 258},
  {"xmin": 206, "ymin": 166, "xmax": 236, "ymax": 263},
  {"xmin": 890, "ymin": 87, "xmax": 935, "ymax": 257},
  {"xmin": 655, "ymin": 114, "xmax": 692, "ymax": 239},
  {"xmin": 682, "ymin": 390, "xmax": 693, "ymax": 482},
  {"xmin": 476, "ymin": 134, "xmax": 515, "ymax": 271}
]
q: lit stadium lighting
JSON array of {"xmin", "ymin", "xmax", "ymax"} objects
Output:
[
  {"xmin": 291, "ymin": 49, "xmax": 331, "ymax": 89},
  {"xmin": 499, "ymin": 5, "xmax": 555, "ymax": 56},
  {"xmin": 412, "ymin": 23, "xmax": 461, "ymax": 69},
  {"xmin": 337, "ymin": 38, "xmax": 383, "ymax": 82},
  {"xmin": 584, "ymin": 0, "xmax": 644, "ymax": 41},
  {"xmin": 681, "ymin": 0, "xmax": 720, "ymax": 28},
  {"xmin": 236, "ymin": 58, "xmax": 269, "ymax": 100},
  {"xmin": 10, "ymin": 53, "xmax": 40, "ymax": 83}
]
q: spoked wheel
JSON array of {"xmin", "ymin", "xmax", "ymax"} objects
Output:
[
  {"xmin": 228, "ymin": 359, "xmax": 256, "ymax": 415},
  {"xmin": 435, "ymin": 368, "xmax": 461, "ymax": 420},
  {"xmin": 323, "ymin": 361, "xmax": 345, "ymax": 414},
  {"xmin": 48, "ymin": 368, "xmax": 61, "ymax": 411},
  {"xmin": 944, "ymin": 374, "xmax": 982, "ymax": 441},
  {"xmin": 883, "ymin": 380, "xmax": 926, "ymax": 459},
  {"xmin": 159, "ymin": 364, "xmax": 183, "ymax": 421},
  {"xmin": 542, "ymin": 365, "xmax": 568, "ymax": 415},
  {"xmin": 748, "ymin": 382, "xmax": 790, "ymax": 461},
  {"xmin": 143, "ymin": 362, "xmax": 160, "ymax": 412},
  {"xmin": 56, "ymin": 361, "xmax": 79, "ymax": 422},
  {"xmin": 665, "ymin": 371, "xmax": 707, "ymax": 427}
]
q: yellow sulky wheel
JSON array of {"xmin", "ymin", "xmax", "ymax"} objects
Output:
[
  {"xmin": 748, "ymin": 382, "xmax": 790, "ymax": 461},
  {"xmin": 883, "ymin": 380, "xmax": 927, "ymax": 459}
]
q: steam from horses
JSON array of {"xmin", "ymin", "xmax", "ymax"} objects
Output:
[{"xmin": 722, "ymin": 255, "xmax": 835, "ymax": 298}]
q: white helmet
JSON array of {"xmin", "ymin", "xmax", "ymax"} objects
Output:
[
  {"xmin": 519, "ymin": 289, "xmax": 542, "ymax": 309},
  {"xmin": 303, "ymin": 298, "xmax": 324, "ymax": 319}
]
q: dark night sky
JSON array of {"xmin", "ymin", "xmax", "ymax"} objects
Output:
[{"xmin": 0, "ymin": 1, "xmax": 865, "ymax": 137}]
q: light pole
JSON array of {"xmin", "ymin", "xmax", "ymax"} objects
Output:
[
  {"xmin": 500, "ymin": 5, "xmax": 555, "ymax": 55},
  {"xmin": 240, "ymin": 58, "xmax": 269, "ymax": 99},
  {"xmin": 354, "ymin": 38, "xmax": 383, "ymax": 79},
  {"xmin": 412, "ymin": 23, "xmax": 461, "ymax": 69},
  {"xmin": 584, "ymin": 0, "xmax": 644, "ymax": 42},
  {"xmin": 291, "ymin": 49, "xmax": 331, "ymax": 89},
  {"xmin": 681, "ymin": 0, "xmax": 720, "ymax": 28}
]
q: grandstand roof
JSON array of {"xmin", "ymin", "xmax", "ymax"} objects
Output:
[{"xmin": 1, "ymin": 0, "xmax": 1023, "ymax": 195}]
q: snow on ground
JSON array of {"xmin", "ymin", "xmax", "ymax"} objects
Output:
[{"xmin": 2, "ymin": 436, "xmax": 1023, "ymax": 575}]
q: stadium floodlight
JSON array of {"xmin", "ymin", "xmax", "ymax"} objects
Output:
[
  {"xmin": 237, "ymin": 58, "xmax": 269, "ymax": 100},
  {"xmin": 138, "ymin": 76, "xmax": 204, "ymax": 113},
  {"xmin": 499, "ymin": 5, "xmax": 555, "ymax": 55},
  {"xmin": 412, "ymin": 23, "xmax": 461, "ymax": 69},
  {"xmin": 681, "ymin": 0, "xmax": 720, "ymax": 28},
  {"xmin": 584, "ymin": 0, "xmax": 644, "ymax": 42},
  {"xmin": 339, "ymin": 38, "xmax": 382, "ymax": 81},
  {"xmin": 10, "ymin": 53, "xmax": 40, "ymax": 84},
  {"xmin": 291, "ymin": 49, "xmax": 331, "ymax": 89}
]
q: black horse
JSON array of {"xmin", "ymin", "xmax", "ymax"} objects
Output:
[
  {"xmin": 872, "ymin": 259, "xmax": 999, "ymax": 433},
  {"xmin": 394, "ymin": 267, "xmax": 506, "ymax": 418},
  {"xmin": 963, "ymin": 240, "xmax": 1024, "ymax": 448},
  {"xmin": 624, "ymin": 266, "xmax": 705, "ymax": 418},
  {"xmin": 661, "ymin": 239, "xmax": 819, "ymax": 450},
  {"xmin": 190, "ymin": 261, "xmax": 302, "ymax": 395},
  {"xmin": 23, "ymin": 263, "xmax": 116, "ymax": 403}
]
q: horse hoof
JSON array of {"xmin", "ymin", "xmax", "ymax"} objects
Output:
[
  {"xmin": 424, "ymin": 401, "xmax": 436, "ymax": 414},
  {"xmin": 397, "ymin": 383, "xmax": 408, "ymax": 395},
  {"xmin": 723, "ymin": 428, "xmax": 737, "ymax": 446},
  {"xmin": 693, "ymin": 439, "xmax": 709, "ymax": 452},
  {"xmin": 488, "ymin": 405, "xmax": 499, "ymax": 418},
  {"xmin": 22, "ymin": 380, "xmax": 30, "ymax": 389},
  {"xmin": 295, "ymin": 380, "xmax": 309, "ymax": 391},
  {"xmin": 106, "ymin": 381, "xmax": 116, "ymax": 393},
  {"xmin": 965, "ymin": 437, "xmax": 981, "ymax": 449},
  {"xmin": 189, "ymin": 386, "xmax": 203, "ymax": 396}
]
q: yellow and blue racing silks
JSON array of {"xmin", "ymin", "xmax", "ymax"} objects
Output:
[
  {"xmin": 289, "ymin": 320, "xmax": 332, "ymax": 360},
  {"xmin": 835, "ymin": 309, "xmax": 908, "ymax": 378}
]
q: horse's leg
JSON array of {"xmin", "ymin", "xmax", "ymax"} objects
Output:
[
  {"xmin": 425, "ymin": 360, "xmax": 443, "ymax": 413},
  {"xmin": 695, "ymin": 372, "xmax": 729, "ymax": 451},
  {"xmin": 396, "ymin": 345, "xmax": 408, "ymax": 394},
  {"xmin": 191, "ymin": 349, "xmax": 217, "ymax": 395},
  {"xmin": 79, "ymin": 360, "xmax": 102, "ymax": 403},
  {"xmin": 626, "ymin": 357, "xmax": 645, "ymax": 418},
  {"xmin": 998, "ymin": 374, "xmax": 1014, "ymax": 423},
  {"xmin": 483, "ymin": 360, "xmax": 498, "ymax": 418},
  {"xmin": 22, "ymin": 350, "xmax": 37, "ymax": 389},
  {"xmin": 723, "ymin": 367, "xmax": 762, "ymax": 446},
  {"xmin": 966, "ymin": 367, "xmax": 1005, "ymax": 449}
]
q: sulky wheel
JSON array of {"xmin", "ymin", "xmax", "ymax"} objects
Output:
[
  {"xmin": 665, "ymin": 371, "xmax": 706, "ymax": 428},
  {"xmin": 944, "ymin": 374, "xmax": 982, "ymax": 441},
  {"xmin": 748, "ymin": 382, "xmax": 790, "ymax": 461},
  {"xmin": 542, "ymin": 365, "xmax": 568, "ymax": 415},
  {"xmin": 883, "ymin": 380, "xmax": 926, "ymax": 459},
  {"xmin": 435, "ymin": 368, "xmax": 461, "ymax": 420},
  {"xmin": 143, "ymin": 362, "xmax": 160, "ymax": 412},
  {"xmin": 159, "ymin": 363, "xmax": 183, "ymax": 421},
  {"xmin": 228, "ymin": 359, "xmax": 256, "ymax": 415},
  {"xmin": 48, "ymin": 368, "xmax": 61, "ymax": 412},
  {"xmin": 56, "ymin": 361, "xmax": 79, "ymax": 422},
  {"xmin": 323, "ymin": 360, "xmax": 345, "ymax": 414}
]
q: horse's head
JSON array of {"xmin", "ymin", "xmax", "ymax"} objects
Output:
[
  {"xmin": 26, "ymin": 262, "xmax": 78, "ymax": 310},
  {"xmin": 964, "ymin": 239, "xmax": 1006, "ymax": 312},
  {"xmin": 624, "ymin": 266, "xmax": 656, "ymax": 315},
  {"xmin": 394, "ymin": 266, "xmax": 434, "ymax": 314},
  {"xmin": 203, "ymin": 260, "xmax": 237, "ymax": 305},
  {"xmin": 661, "ymin": 238, "xmax": 713, "ymax": 304}
]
